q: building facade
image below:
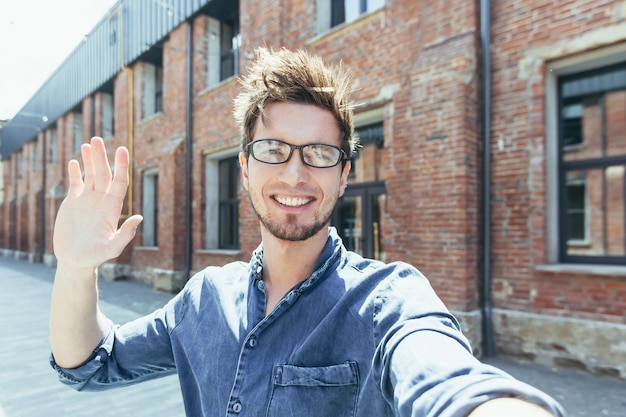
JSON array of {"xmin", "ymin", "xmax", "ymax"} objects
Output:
[{"xmin": 1, "ymin": 0, "xmax": 625, "ymax": 378}]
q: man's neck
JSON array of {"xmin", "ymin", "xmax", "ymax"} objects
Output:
[{"xmin": 259, "ymin": 226, "xmax": 329, "ymax": 314}]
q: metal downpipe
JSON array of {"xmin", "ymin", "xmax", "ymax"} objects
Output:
[
  {"xmin": 184, "ymin": 21, "xmax": 193, "ymax": 282},
  {"xmin": 480, "ymin": 0, "xmax": 495, "ymax": 357}
]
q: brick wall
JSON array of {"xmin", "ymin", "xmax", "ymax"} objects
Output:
[{"xmin": 490, "ymin": 0, "xmax": 626, "ymax": 321}]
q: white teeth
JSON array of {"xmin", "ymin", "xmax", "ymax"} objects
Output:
[{"xmin": 275, "ymin": 196, "xmax": 311, "ymax": 207}]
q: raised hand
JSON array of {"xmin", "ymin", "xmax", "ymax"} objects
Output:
[{"xmin": 53, "ymin": 137, "xmax": 143, "ymax": 270}]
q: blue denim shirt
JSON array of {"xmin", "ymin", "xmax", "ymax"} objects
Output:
[{"xmin": 51, "ymin": 228, "xmax": 565, "ymax": 417}]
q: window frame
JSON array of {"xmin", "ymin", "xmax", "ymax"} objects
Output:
[
  {"xmin": 322, "ymin": 0, "xmax": 385, "ymax": 30},
  {"xmin": 206, "ymin": 14, "xmax": 239, "ymax": 89},
  {"xmin": 142, "ymin": 62, "xmax": 164, "ymax": 119},
  {"xmin": 205, "ymin": 148, "xmax": 241, "ymax": 251},
  {"xmin": 141, "ymin": 169, "xmax": 159, "ymax": 247},
  {"xmin": 72, "ymin": 113, "xmax": 83, "ymax": 155},
  {"xmin": 49, "ymin": 128, "xmax": 58, "ymax": 165},
  {"xmin": 101, "ymin": 92, "xmax": 114, "ymax": 138},
  {"xmin": 552, "ymin": 54, "xmax": 626, "ymax": 265},
  {"xmin": 32, "ymin": 138, "xmax": 39, "ymax": 173}
]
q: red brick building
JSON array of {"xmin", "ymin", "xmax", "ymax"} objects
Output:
[{"xmin": 1, "ymin": 0, "xmax": 625, "ymax": 378}]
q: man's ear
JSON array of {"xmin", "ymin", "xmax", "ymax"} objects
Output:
[
  {"xmin": 239, "ymin": 152, "xmax": 249, "ymax": 191},
  {"xmin": 339, "ymin": 160, "xmax": 351, "ymax": 197}
]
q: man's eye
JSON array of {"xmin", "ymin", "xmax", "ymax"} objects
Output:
[{"xmin": 309, "ymin": 146, "xmax": 334, "ymax": 160}]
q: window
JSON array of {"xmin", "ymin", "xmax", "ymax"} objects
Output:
[
  {"xmin": 557, "ymin": 60, "xmax": 626, "ymax": 264},
  {"xmin": 142, "ymin": 170, "xmax": 159, "ymax": 247},
  {"xmin": 328, "ymin": 0, "xmax": 384, "ymax": 28},
  {"xmin": 333, "ymin": 182, "xmax": 387, "ymax": 261},
  {"xmin": 350, "ymin": 122, "xmax": 384, "ymax": 180},
  {"xmin": 73, "ymin": 113, "xmax": 83, "ymax": 155},
  {"xmin": 207, "ymin": 15, "xmax": 239, "ymax": 88},
  {"xmin": 102, "ymin": 92, "xmax": 114, "ymax": 138},
  {"xmin": 32, "ymin": 139, "xmax": 39, "ymax": 173},
  {"xmin": 17, "ymin": 152, "xmax": 24, "ymax": 178},
  {"xmin": 333, "ymin": 118, "xmax": 386, "ymax": 261},
  {"xmin": 143, "ymin": 62, "xmax": 163, "ymax": 118},
  {"xmin": 205, "ymin": 152, "xmax": 240, "ymax": 250},
  {"xmin": 49, "ymin": 128, "xmax": 58, "ymax": 165}
]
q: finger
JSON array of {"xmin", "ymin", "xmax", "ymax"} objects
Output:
[
  {"xmin": 67, "ymin": 159, "xmax": 84, "ymax": 197},
  {"xmin": 91, "ymin": 137, "xmax": 113, "ymax": 193},
  {"xmin": 110, "ymin": 145, "xmax": 131, "ymax": 200},
  {"xmin": 110, "ymin": 215, "xmax": 143, "ymax": 256},
  {"xmin": 81, "ymin": 142, "xmax": 95, "ymax": 191}
]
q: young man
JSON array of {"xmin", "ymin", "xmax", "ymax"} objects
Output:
[{"xmin": 50, "ymin": 48, "xmax": 565, "ymax": 417}]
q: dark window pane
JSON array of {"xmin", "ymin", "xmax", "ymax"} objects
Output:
[
  {"xmin": 218, "ymin": 157, "xmax": 239, "ymax": 249},
  {"xmin": 569, "ymin": 212, "xmax": 585, "ymax": 241},
  {"xmin": 220, "ymin": 22, "xmax": 235, "ymax": 80},
  {"xmin": 155, "ymin": 66, "xmax": 163, "ymax": 112},
  {"xmin": 567, "ymin": 183, "xmax": 585, "ymax": 210},
  {"xmin": 331, "ymin": 0, "xmax": 345, "ymax": 27},
  {"xmin": 219, "ymin": 202, "xmax": 238, "ymax": 249},
  {"xmin": 561, "ymin": 102, "xmax": 583, "ymax": 147}
]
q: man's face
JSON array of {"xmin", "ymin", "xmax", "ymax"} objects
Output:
[{"xmin": 239, "ymin": 102, "xmax": 350, "ymax": 242}]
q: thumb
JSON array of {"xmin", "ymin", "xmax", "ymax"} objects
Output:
[{"xmin": 110, "ymin": 215, "xmax": 144, "ymax": 254}]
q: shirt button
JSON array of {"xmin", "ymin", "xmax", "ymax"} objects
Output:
[
  {"xmin": 248, "ymin": 337, "xmax": 257, "ymax": 348},
  {"xmin": 256, "ymin": 280, "xmax": 265, "ymax": 291},
  {"xmin": 232, "ymin": 401, "xmax": 242, "ymax": 413}
]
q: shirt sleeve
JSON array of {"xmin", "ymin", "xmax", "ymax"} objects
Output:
[
  {"xmin": 371, "ymin": 263, "xmax": 567, "ymax": 417},
  {"xmin": 49, "ymin": 290, "xmax": 183, "ymax": 391}
]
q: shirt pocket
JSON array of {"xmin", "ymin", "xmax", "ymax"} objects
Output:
[{"xmin": 267, "ymin": 361, "xmax": 360, "ymax": 417}]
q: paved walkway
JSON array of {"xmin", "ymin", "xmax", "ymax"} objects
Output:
[
  {"xmin": 0, "ymin": 257, "xmax": 184, "ymax": 417},
  {"xmin": 1, "ymin": 255, "xmax": 625, "ymax": 417}
]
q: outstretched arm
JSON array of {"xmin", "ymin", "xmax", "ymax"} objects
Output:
[{"xmin": 50, "ymin": 137, "xmax": 143, "ymax": 368}]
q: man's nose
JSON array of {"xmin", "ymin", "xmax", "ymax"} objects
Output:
[{"xmin": 279, "ymin": 149, "xmax": 309, "ymax": 185}]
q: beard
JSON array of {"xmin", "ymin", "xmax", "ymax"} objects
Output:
[{"xmin": 250, "ymin": 196, "xmax": 335, "ymax": 242}]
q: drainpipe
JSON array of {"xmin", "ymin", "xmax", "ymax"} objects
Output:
[
  {"xmin": 116, "ymin": 4, "xmax": 134, "ymax": 217},
  {"xmin": 480, "ymin": 0, "xmax": 495, "ymax": 357},
  {"xmin": 40, "ymin": 131, "xmax": 47, "ymax": 262},
  {"xmin": 122, "ymin": 65, "xmax": 134, "ymax": 217},
  {"xmin": 13, "ymin": 154, "xmax": 19, "ymax": 251},
  {"xmin": 184, "ymin": 21, "xmax": 193, "ymax": 280}
]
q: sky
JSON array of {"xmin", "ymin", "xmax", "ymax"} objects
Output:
[{"xmin": 0, "ymin": 0, "xmax": 119, "ymax": 120}]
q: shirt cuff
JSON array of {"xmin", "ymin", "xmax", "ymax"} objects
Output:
[{"xmin": 49, "ymin": 320, "xmax": 115, "ymax": 390}]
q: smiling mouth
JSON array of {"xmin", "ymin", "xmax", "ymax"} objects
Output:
[{"xmin": 273, "ymin": 196, "xmax": 313, "ymax": 207}]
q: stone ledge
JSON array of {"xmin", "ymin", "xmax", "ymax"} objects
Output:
[
  {"xmin": 493, "ymin": 308, "xmax": 626, "ymax": 380},
  {"xmin": 450, "ymin": 309, "xmax": 483, "ymax": 357},
  {"xmin": 98, "ymin": 262, "xmax": 132, "ymax": 281}
]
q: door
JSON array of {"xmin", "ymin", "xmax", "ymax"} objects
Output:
[{"xmin": 333, "ymin": 181, "xmax": 386, "ymax": 260}]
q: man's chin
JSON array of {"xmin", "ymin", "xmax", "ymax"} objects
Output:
[{"xmin": 262, "ymin": 220, "xmax": 327, "ymax": 242}]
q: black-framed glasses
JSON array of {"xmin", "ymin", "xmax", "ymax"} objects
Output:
[{"xmin": 246, "ymin": 139, "xmax": 347, "ymax": 168}]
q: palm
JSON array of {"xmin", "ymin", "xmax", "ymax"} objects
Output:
[{"xmin": 53, "ymin": 138, "xmax": 143, "ymax": 269}]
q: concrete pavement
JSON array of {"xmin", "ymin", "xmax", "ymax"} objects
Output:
[
  {"xmin": 0, "ymin": 256, "xmax": 184, "ymax": 417},
  {"xmin": 1, "ymin": 255, "xmax": 624, "ymax": 417}
]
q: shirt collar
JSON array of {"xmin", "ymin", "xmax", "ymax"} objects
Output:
[{"xmin": 248, "ymin": 227, "xmax": 344, "ymax": 291}]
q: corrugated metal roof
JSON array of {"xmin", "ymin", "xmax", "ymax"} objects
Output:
[{"xmin": 1, "ymin": 0, "xmax": 213, "ymax": 159}]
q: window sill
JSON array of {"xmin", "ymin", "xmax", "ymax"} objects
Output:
[
  {"xmin": 536, "ymin": 263, "xmax": 626, "ymax": 277},
  {"xmin": 198, "ymin": 76, "xmax": 238, "ymax": 98},
  {"xmin": 139, "ymin": 111, "xmax": 163, "ymax": 125},
  {"xmin": 135, "ymin": 246, "xmax": 159, "ymax": 251},
  {"xmin": 308, "ymin": 8, "xmax": 385, "ymax": 46},
  {"xmin": 196, "ymin": 249, "xmax": 241, "ymax": 256}
]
